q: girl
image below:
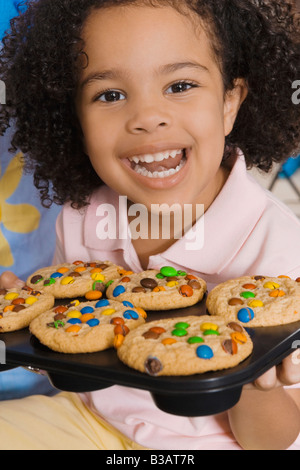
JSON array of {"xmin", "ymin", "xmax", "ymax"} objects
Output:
[{"xmin": 0, "ymin": 0, "xmax": 300, "ymax": 450}]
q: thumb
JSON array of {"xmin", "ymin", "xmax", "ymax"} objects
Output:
[{"xmin": 0, "ymin": 271, "xmax": 25, "ymax": 289}]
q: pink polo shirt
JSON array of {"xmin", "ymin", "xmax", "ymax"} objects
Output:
[{"xmin": 53, "ymin": 154, "xmax": 300, "ymax": 450}]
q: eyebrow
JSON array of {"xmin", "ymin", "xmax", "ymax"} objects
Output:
[{"xmin": 80, "ymin": 61, "xmax": 209, "ymax": 89}]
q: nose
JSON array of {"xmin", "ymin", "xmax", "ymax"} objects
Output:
[{"xmin": 126, "ymin": 102, "xmax": 172, "ymax": 134}]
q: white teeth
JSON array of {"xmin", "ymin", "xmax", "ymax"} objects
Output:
[
  {"xmin": 133, "ymin": 158, "xmax": 186, "ymax": 179},
  {"xmin": 129, "ymin": 149, "xmax": 182, "ymax": 164}
]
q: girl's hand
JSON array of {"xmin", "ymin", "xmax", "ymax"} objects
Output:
[
  {"xmin": 0, "ymin": 271, "xmax": 25, "ymax": 289},
  {"xmin": 245, "ymin": 352, "xmax": 300, "ymax": 391}
]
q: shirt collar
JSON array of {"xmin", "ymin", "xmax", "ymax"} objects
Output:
[{"xmin": 84, "ymin": 153, "xmax": 267, "ymax": 275}]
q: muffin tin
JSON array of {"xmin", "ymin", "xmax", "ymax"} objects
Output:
[{"xmin": 1, "ymin": 299, "xmax": 300, "ymax": 416}]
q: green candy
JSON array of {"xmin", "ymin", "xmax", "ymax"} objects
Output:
[
  {"xmin": 160, "ymin": 266, "xmax": 178, "ymax": 277},
  {"xmin": 174, "ymin": 322, "xmax": 190, "ymax": 329},
  {"xmin": 156, "ymin": 273, "xmax": 165, "ymax": 279},
  {"xmin": 240, "ymin": 291, "xmax": 256, "ymax": 299},
  {"xmin": 203, "ymin": 329, "xmax": 220, "ymax": 336},
  {"xmin": 188, "ymin": 336, "xmax": 204, "ymax": 344},
  {"xmin": 44, "ymin": 278, "xmax": 56, "ymax": 286},
  {"xmin": 172, "ymin": 328, "xmax": 188, "ymax": 337},
  {"xmin": 176, "ymin": 270, "xmax": 187, "ymax": 276}
]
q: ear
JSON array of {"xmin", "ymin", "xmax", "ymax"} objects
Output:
[{"xmin": 223, "ymin": 78, "xmax": 248, "ymax": 137}]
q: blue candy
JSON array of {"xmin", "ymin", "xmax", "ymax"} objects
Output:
[
  {"xmin": 80, "ymin": 306, "xmax": 95, "ymax": 314},
  {"xmin": 122, "ymin": 301, "xmax": 134, "ymax": 308},
  {"xmin": 237, "ymin": 307, "xmax": 255, "ymax": 323},
  {"xmin": 123, "ymin": 310, "xmax": 139, "ymax": 320},
  {"xmin": 196, "ymin": 345, "xmax": 214, "ymax": 360},
  {"xmin": 87, "ymin": 318, "xmax": 100, "ymax": 327},
  {"xmin": 113, "ymin": 285, "xmax": 126, "ymax": 297},
  {"xmin": 95, "ymin": 299, "xmax": 110, "ymax": 308},
  {"xmin": 67, "ymin": 318, "xmax": 82, "ymax": 325},
  {"xmin": 50, "ymin": 272, "xmax": 63, "ymax": 279}
]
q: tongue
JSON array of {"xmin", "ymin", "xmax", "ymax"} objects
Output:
[{"xmin": 136, "ymin": 152, "xmax": 183, "ymax": 172}]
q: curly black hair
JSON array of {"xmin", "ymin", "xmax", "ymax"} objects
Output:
[{"xmin": 0, "ymin": 0, "xmax": 300, "ymax": 208}]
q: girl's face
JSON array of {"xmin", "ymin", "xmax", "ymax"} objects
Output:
[{"xmin": 76, "ymin": 4, "xmax": 246, "ymax": 210}]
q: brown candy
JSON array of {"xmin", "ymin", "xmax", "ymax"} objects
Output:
[
  {"xmin": 30, "ymin": 275, "xmax": 43, "ymax": 284},
  {"xmin": 13, "ymin": 305, "xmax": 26, "ymax": 312},
  {"xmin": 228, "ymin": 298, "xmax": 244, "ymax": 306},
  {"xmin": 120, "ymin": 277, "xmax": 131, "ymax": 283},
  {"xmin": 0, "ymin": 289, "xmax": 8, "ymax": 296},
  {"xmin": 68, "ymin": 271, "xmax": 81, "ymax": 278},
  {"xmin": 144, "ymin": 356, "xmax": 163, "ymax": 376},
  {"xmin": 132, "ymin": 286, "xmax": 146, "ymax": 293},
  {"xmin": 140, "ymin": 278, "xmax": 158, "ymax": 289},
  {"xmin": 228, "ymin": 322, "xmax": 244, "ymax": 333},
  {"xmin": 222, "ymin": 339, "xmax": 238, "ymax": 355},
  {"xmin": 143, "ymin": 327, "xmax": 166, "ymax": 340},
  {"xmin": 54, "ymin": 313, "xmax": 67, "ymax": 321},
  {"xmin": 12, "ymin": 298, "xmax": 25, "ymax": 305},
  {"xmin": 187, "ymin": 280, "xmax": 201, "ymax": 290},
  {"xmin": 253, "ymin": 276, "xmax": 265, "ymax": 281}
]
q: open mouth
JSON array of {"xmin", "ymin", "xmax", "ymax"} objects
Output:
[{"xmin": 128, "ymin": 148, "xmax": 187, "ymax": 179}]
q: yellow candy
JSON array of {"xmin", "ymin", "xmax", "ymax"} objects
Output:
[
  {"xmin": 60, "ymin": 276, "xmax": 74, "ymax": 285},
  {"xmin": 67, "ymin": 310, "xmax": 82, "ymax": 319},
  {"xmin": 231, "ymin": 332, "xmax": 248, "ymax": 344},
  {"xmin": 201, "ymin": 322, "xmax": 219, "ymax": 332},
  {"xmin": 136, "ymin": 307, "xmax": 147, "ymax": 319},
  {"xmin": 101, "ymin": 308, "xmax": 116, "ymax": 316},
  {"xmin": 4, "ymin": 292, "xmax": 19, "ymax": 301},
  {"xmin": 69, "ymin": 299, "xmax": 80, "ymax": 307},
  {"xmin": 25, "ymin": 296, "xmax": 38, "ymax": 305},
  {"xmin": 263, "ymin": 282, "xmax": 280, "ymax": 290},
  {"xmin": 166, "ymin": 281, "xmax": 178, "ymax": 287},
  {"xmin": 248, "ymin": 299, "xmax": 264, "ymax": 308},
  {"xmin": 91, "ymin": 273, "xmax": 105, "ymax": 282}
]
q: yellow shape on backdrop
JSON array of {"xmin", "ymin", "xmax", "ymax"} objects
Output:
[{"xmin": 0, "ymin": 152, "xmax": 41, "ymax": 267}]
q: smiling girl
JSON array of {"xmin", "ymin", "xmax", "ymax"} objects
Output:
[{"xmin": 0, "ymin": 0, "xmax": 300, "ymax": 450}]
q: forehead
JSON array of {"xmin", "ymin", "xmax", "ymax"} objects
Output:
[{"xmin": 79, "ymin": 5, "xmax": 218, "ymax": 73}]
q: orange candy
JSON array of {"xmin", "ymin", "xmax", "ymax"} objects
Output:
[
  {"xmin": 269, "ymin": 289, "xmax": 286, "ymax": 298},
  {"xmin": 80, "ymin": 313, "xmax": 95, "ymax": 323},
  {"xmin": 179, "ymin": 285, "xmax": 193, "ymax": 297},
  {"xmin": 85, "ymin": 290, "xmax": 103, "ymax": 300},
  {"xmin": 162, "ymin": 338, "xmax": 177, "ymax": 346},
  {"xmin": 66, "ymin": 325, "xmax": 81, "ymax": 334},
  {"xmin": 114, "ymin": 334, "xmax": 125, "ymax": 349},
  {"xmin": 242, "ymin": 283, "xmax": 256, "ymax": 290}
]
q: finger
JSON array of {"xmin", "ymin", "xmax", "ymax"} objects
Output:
[
  {"xmin": 277, "ymin": 354, "xmax": 300, "ymax": 386},
  {"xmin": 0, "ymin": 271, "xmax": 25, "ymax": 289},
  {"xmin": 253, "ymin": 366, "xmax": 278, "ymax": 391}
]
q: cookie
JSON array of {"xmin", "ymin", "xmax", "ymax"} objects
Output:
[
  {"xmin": 106, "ymin": 267, "xmax": 207, "ymax": 310},
  {"xmin": 206, "ymin": 275, "xmax": 300, "ymax": 327},
  {"xmin": 26, "ymin": 261, "xmax": 126, "ymax": 299},
  {"xmin": 0, "ymin": 286, "xmax": 55, "ymax": 333},
  {"xmin": 117, "ymin": 315, "xmax": 253, "ymax": 376},
  {"xmin": 29, "ymin": 298, "xmax": 147, "ymax": 354}
]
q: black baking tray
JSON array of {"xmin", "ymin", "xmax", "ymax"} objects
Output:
[{"xmin": 1, "ymin": 298, "xmax": 300, "ymax": 416}]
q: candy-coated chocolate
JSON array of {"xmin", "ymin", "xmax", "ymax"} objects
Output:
[
  {"xmin": 196, "ymin": 345, "xmax": 214, "ymax": 359},
  {"xmin": 60, "ymin": 276, "xmax": 74, "ymax": 286},
  {"xmin": 175, "ymin": 322, "xmax": 190, "ymax": 329},
  {"xmin": 228, "ymin": 298, "xmax": 244, "ymax": 306},
  {"xmin": 66, "ymin": 325, "xmax": 81, "ymax": 333},
  {"xmin": 172, "ymin": 328, "xmax": 188, "ymax": 337},
  {"xmin": 91, "ymin": 273, "xmax": 105, "ymax": 282},
  {"xmin": 67, "ymin": 318, "xmax": 82, "ymax": 325},
  {"xmin": 87, "ymin": 318, "xmax": 100, "ymax": 327},
  {"xmin": 44, "ymin": 278, "xmax": 56, "ymax": 286},
  {"xmin": 110, "ymin": 316, "xmax": 125, "ymax": 325},
  {"xmin": 140, "ymin": 278, "xmax": 158, "ymax": 289},
  {"xmin": 30, "ymin": 275, "xmax": 43, "ymax": 284},
  {"xmin": 85, "ymin": 290, "xmax": 102, "ymax": 300},
  {"xmin": 263, "ymin": 281, "xmax": 280, "ymax": 290},
  {"xmin": 222, "ymin": 339, "xmax": 238, "ymax": 355},
  {"xmin": 80, "ymin": 313, "xmax": 95, "ymax": 323},
  {"xmin": 12, "ymin": 297, "xmax": 25, "ymax": 305},
  {"xmin": 237, "ymin": 307, "xmax": 255, "ymax": 323},
  {"xmin": 188, "ymin": 336, "xmax": 204, "ymax": 344},
  {"xmin": 54, "ymin": 306, "xmax": 68, "ymax": 314},
  {"xmin": 57, "ymin": 267, "xmax": 70, "ymax": 274},
  {"xmin": 114, "ymin": 334, "xmax": 125, "ymax": 349},
  {"xmin": 160, "ymin": 266, "xmax": 178, "ymax": 277},
  {"xmin": 248, "ymin": 299, "xmax": 264, "ymax": 308},
  {"xmin": 240, "ymin": 291, "xmax": 256, "ymax": 299},
  {"xmin": 122, "ymin": 301, "xmax": 134, "ymax": 308},
  {"xmin": 166, "ymin": 281, "xmax": 178, "ymax": 287},
  {"xmin": 114, "ymin": 324, "xmax": 130, "ymax": 336},
  {"xmin": 200, "ymin": 322, "xmax": 218, "ymax": 331},
  {"xmin": 231, "ymin": 332, "xmax": 248, "ymax": 344},
  {"xmin": 144, "ymin": 356, "xmax": 163, "ymax": 376},
  {"xmin": 269, "ymin": 289, "xmax": 286, "ymax": 297},
  {"xmin": 179, "ymin": 285, "xmax": 193, "ymax": 297},
  {"xmin": 149, "ymin": 327, "xmax": 166, "ymax": 335},
  {"xmin": 95, "ymin": 299, "xmax": 110, "ymax": 307},
  {"xmin": 4, "ymin": 292, "xmax": 19, "ymax": 301},
  {"xmin": 113, "ymin": 285, "xmax": 126, "ymax": 297},
  {"xmin": 123, "ymin": 310, "xmax": 139, "ymax": 320},
  {"xmin": 203, "ymin": 329, "xmax": 220, "ymax": 336},
  {"xmin": 50, "ymin": 272, "xmax": 63, "ymax": 279},
  {"xmin": 80, "ymin": 306, "xmax": 94, "ymax": 314},
  {"xmin": 67, "ymin": 310, "xmax": 82, "ymax": 319},
  {"xmin": 101, "ymin": 308, "xmax": 116, "ymax": 316},
  {"xmin": 161, "ymin": 338, "xmax": 177, "ymax": 346},
  {"xmin": 25, "ymin": 296, "xmax": 38, "ymax": 305},
  {"xmin": 242, "ymin": 283, "xmax": 256, "ymax": 290}
]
